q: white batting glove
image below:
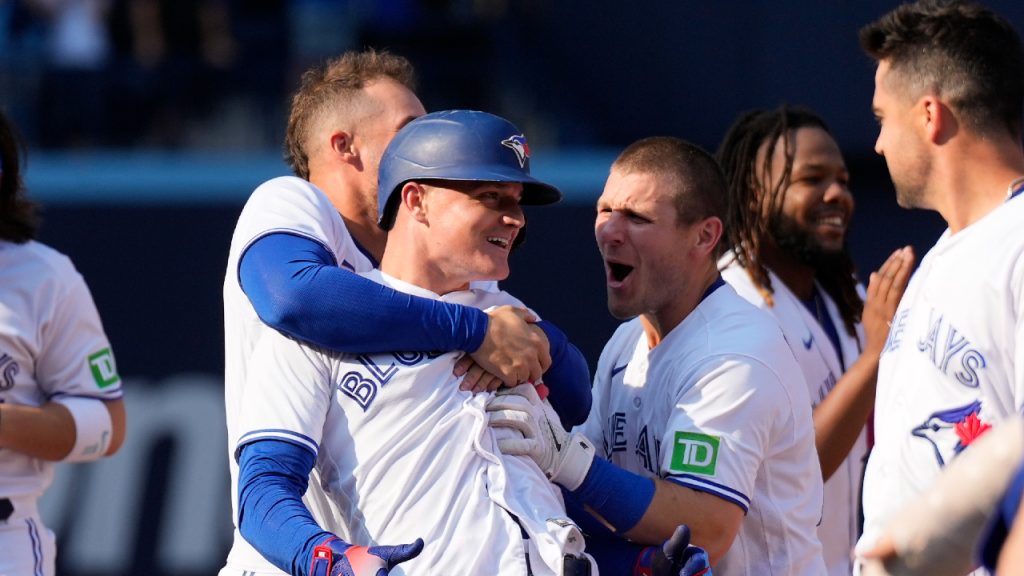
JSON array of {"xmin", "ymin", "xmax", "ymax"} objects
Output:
[{"xmin": 486, "ymin": 383, "xmax": 596, "ymax": 490}]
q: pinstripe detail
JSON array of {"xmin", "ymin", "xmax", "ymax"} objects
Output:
[{"xmin": 27, "ymin": 518, "xmax": 43, "ymax": 576}]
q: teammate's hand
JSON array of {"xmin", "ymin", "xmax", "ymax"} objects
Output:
[
  {"xmin": 635, "ymin": 525, "xmax": 712, "ymax": 576},
  {"xmin": 486, "ymin": 383, "xmax": 595, "ymax": 490},
  {"xmin": 310, "ymin": 536, "xmax": 424, "ymax": 576},
  {"xmin": 467, "ymin": 306, "xmax": 551, "ymax": 387},
  {"xmin": 453, "ymin": 356, "xmax": 504, "ymax": 393},
  {"xmin": 863, "ymin": 246, "xmax": 914, "ymax": 357}
]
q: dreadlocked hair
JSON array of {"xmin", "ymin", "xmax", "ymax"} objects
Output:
[
  {"xmin": 716, "ymin": 105, "xmax": 863, "ymax": 337},
  {"xmin": 0, "ymin": 109, "xmax": 38, "ymax": 243}
]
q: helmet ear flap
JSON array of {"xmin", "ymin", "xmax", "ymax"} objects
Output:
[{"xmin": 378, "ymin": 183, "xmax": 404, "ymax": 231}]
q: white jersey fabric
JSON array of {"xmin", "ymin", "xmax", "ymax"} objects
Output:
[
  {"xmin": 222, "ymin": 176, "xmax": 516, "ymax": 574},
  {"xmin": 577, "ymin": 283, "xmax": 826, "ymax": 576},
  {"xmin": 222, "ymin": 176, "xmax": 376, "ymax": 573},
  {"xmin": 721, "ymin": 254, "xmax": 867, "ymax": 576},
  {"xmin": 859, "ymin": 195, "xmax": 1024, "ymax": 569},
  {"xmin": 0, "ymin": 240, "xmax": 122, "ymax": 576},
  {"xmin": 237, "ymin": 270, "xmax": 589, "ymax": 576}
]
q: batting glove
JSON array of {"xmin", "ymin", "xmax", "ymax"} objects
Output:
[
  {"xmin": 309, "ymin": 536, "xmax": 424, "ymax": 576},
  {"xmin": 634, "ymin": 525, "xmax": 712, "ymax": 576},
  {"xmin": 486, "ymin": 383, "xmax": 596, "ymax": 490}
]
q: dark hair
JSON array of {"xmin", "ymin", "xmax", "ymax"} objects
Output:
[
  {"xmin": 860, "ymin": 0, "xmax": 1024, "ymax": 139},
  {"xmin": 0, "ymin": 110, "xmax": 38, "ymax": 243},
  {"xmin": 716, "ymin": 105, "xmax": 862, "ymax": 337},
  {"xmin": 613, "ymin": 136, "xmax": 727, "ymax": 227},
  {"xmin": 285, "ymin": 49, "xmax": 417, "ymax": 179}
]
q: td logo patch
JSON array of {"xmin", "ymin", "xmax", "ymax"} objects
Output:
[
  {"xmin": 670, "ymin": 431, "xmax": 719, "ymax": 475},
  {"xmin": 88, "ymin": 348, "xmax": 120, "ymax": 389}
]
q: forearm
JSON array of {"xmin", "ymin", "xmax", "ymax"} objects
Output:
[
  {"xmin": 237, "ymin": 440, "xmax": 333, "ymax": 576},
  {"xmin": 624, "ymin": 479, "xmax": 741, "ymax": 564},
  {"xmin": 241, "ymin": 233, "xmax": 488, "ymax": 354},
  {"xmin": 813, "ymin": 353, "xmax": 878, "ymax": 479},
  {"xmin": 0, "ymin": 401, "xmax": 75, "ymax": 460}
]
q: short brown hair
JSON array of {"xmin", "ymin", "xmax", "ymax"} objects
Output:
[
  {"xmin": 285, "ymin": 49, "xmax": 417, "ymax": 179},
  {"xmin": 860, "ymin": 0, "xmax": 1024, "ymax": 138},
  {"xmin": 0, "ymin": 109, "xmax": 38, "ymax": 243},
  {"xmin": 612, "ymin": 136, "xmax": 726, "ymax": 227}
]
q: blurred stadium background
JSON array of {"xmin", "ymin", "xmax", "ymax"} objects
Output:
[{"xmin": 2, "ymin": 1, "xmax": 1021, "ymax": 574}]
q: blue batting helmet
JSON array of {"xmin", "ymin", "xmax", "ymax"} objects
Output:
[{"xmin": 377, "ymin": 110, "xmax": 562, "ymax": 230}]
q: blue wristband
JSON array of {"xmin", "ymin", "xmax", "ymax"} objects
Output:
[{"xmin": 573, "ymin": 456, "xmax": 655, "ymax": 534}]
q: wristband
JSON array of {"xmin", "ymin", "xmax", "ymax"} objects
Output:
[{"xmin": 53, "ymin": 396, "xmax": 113, "ymax": 462}]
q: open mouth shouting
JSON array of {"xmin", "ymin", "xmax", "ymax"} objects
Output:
[{"xmin": 605, "ymin": 259, "xmax": 635, "ymax": 286}]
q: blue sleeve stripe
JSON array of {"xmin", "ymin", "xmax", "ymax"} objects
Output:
[
  {"xmin": 665, "ymin": 474, "xmax": 750, "ymax": 513},
  {"xmin": 48, "ymin": 391, "xmax": 124, "ymax": 401},
  {"xmin": 237, "ymin": 430, "xmax": 318, "ymax": 457}
]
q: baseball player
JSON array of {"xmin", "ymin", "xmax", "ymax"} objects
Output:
[
  {"xmin": 714, "ymin": 105, "xmax": 913, "ymax": 575},
  {"xmin": 488, "ymin": 137, "xmax": 825, "ymax": 575},
  {"xmin": 0, "ymin": 110, "xmax": 125, "ymax": 576},
  {"xmin": 232, "ymin": 109, "xmax": 710, "ymax": 576},
  {"xmin": 221, "ymin": 52, "xmax": 591, "ymax": 575},
  {"xmin": 855, "ymin": 1, "xmax": 1024, "ymax": 573}
]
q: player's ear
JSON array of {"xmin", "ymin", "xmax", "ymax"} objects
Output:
[
  {"xmin": 694, "ymin": 216, "xmax": 724, "ymax": 257},
  {"xmin": 330, "ymin": 131, "xmax": 356, "ymax": 162},
  {"xmin": 403, "ymin": 181, "xmax": 429, "ymax": 223},
  {"xmin": 920, "ymin": 95, "xmax": 953, "ymax": 144}
]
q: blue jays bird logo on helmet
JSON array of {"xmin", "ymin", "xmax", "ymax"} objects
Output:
[{"xmin": 501, "ymin": 134, "xmax": 531, "ymax": 168}]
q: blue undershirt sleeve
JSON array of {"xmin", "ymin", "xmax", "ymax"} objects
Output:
[
  {"xmin": 536, "ymin": 320, "xmax": 592, "ymax": 428},
  {"xmin": 239, "ymin": 232, "xmax": 488, "ymax": 354},
  {"xmin": 572, "ymin": 457, "xmax": 656, "ymax": 535},
  {"xmin": 236, "ymin": 439, "xmax": 336, "ymax": 576},
  {"xmin": 563, "ymin": 488, "xmax": 646, "ymax": 574}
]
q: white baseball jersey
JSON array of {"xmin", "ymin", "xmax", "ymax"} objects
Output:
[
  {"xmin": 222, "ymin": 176, "xmax": 507, "ymax": 574},
  {"xmin": 222, "ymin": 176, "xmax": 377, "ymax": 572},
  {"xmin": 721, "ymin": 255, "xmax": 867, "ymax": 576},
  {"xmin": 0, "ymin": 239, "xmax": 122, "ymax": 576},
  {"xmin": 577, "ymin": 283, "xmax": 826, "ymax": 576},
  {"xmin": 859, "ymin": 194, "xmax": 1024, "ymax": 566},
  {"xmin": 237, "ymin": 270, "xmax": 589, "ymax": 576}
]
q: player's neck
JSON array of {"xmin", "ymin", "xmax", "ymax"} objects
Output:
[
  {"xmin": 759, "ymin": 242, "xmax": 815, "ymax": 300},
  {"xmin": 311, "ymin": 171, "xmax": 388, "ymax": 262},
  {"xmin": 641, "ymin": 267, "xmax": 720, "ymax": 348},
  {"xmin": 342, "ymin": 214, "xmax": 387, "ymax": 263},
  {"xmin": 379, "ymin": 238, "xmax": 470, "ymax": 296},
  {"xmin": 934, "ymin": 135, "xmax": 1024, "ymax": 234}
]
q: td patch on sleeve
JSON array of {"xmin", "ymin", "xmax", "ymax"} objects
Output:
[
  {"xmin": 669, "ymin": 431, "xmax": 720, "ymax": 475},
  {"xmin": 88, "ymin": 348, "xmax": 120, "ymax": 389}
]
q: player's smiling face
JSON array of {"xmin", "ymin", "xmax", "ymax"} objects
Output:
[
  {"xmin": 420, "ymin": 180, "xmax": 524, "ymax": 289},
  {"xmin": 595, "ymin": 169, "xmax": 697, "ymax": 324},
  {"xmin": 765, "ymin": 126, "xmax": 853, "ymax": 256}
]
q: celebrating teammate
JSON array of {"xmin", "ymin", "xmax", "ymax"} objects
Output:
[
  {"xmin": 488, "ymin": 137, "xmax": 825, "ymax": 574},
  {"xmin": 0, "ymin": 110, "xmax": 126, "ymax": 576},
  {"xmin": 714, "ymin": 105, "xmax": 912, "ymax": 575},
  {"xmin": 221, "ymin": 51, "xmax": 590, "ymax": 574},
  {"xmin": 232, "ymin": 110, "xmax": 593, "ymax": 575},
  {"xmin": 854, "ymin": 0, "xmax": 1024, "ymax": 571}
]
